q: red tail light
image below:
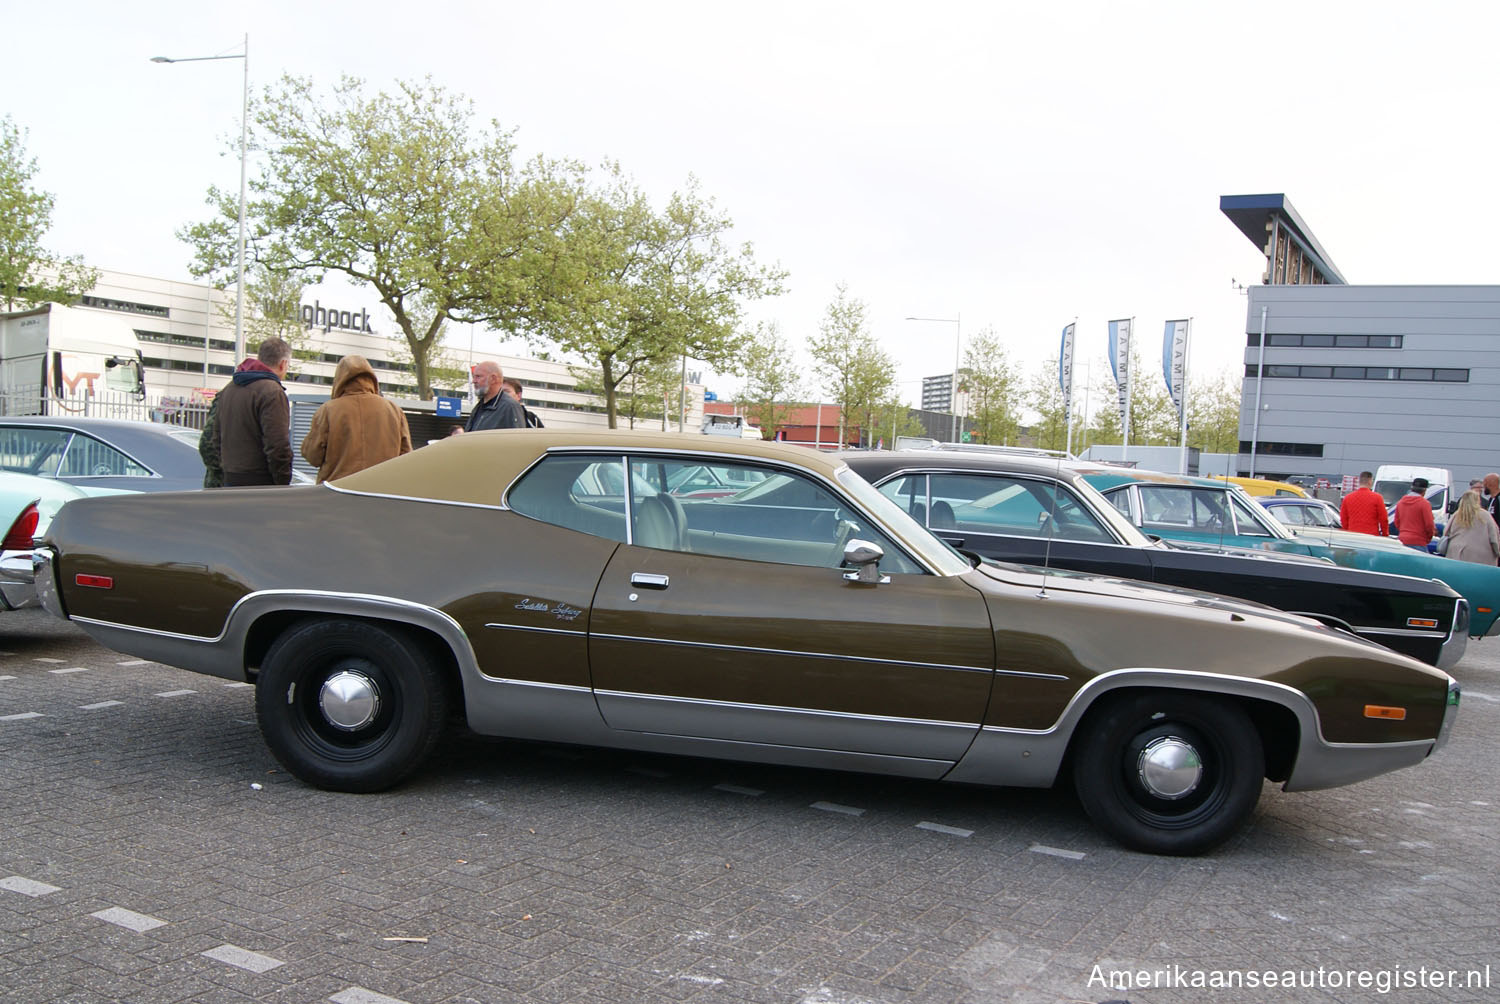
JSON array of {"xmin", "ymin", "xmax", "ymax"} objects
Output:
[{"xmin": 1, "ymin": 503, "xmax": 40, "ymax": 550}]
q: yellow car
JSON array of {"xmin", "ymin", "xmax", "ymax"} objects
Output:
[{"xmin": 1208, "ymin": 475, "xmax": 1307, "ymax": 498}]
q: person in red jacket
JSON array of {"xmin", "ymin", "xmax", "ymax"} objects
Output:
[
  {"xmin": 1340, "ymin": 471, "xmax": 1390, "ymax": 536},
  {"xmin": 1393, "ymin": 477, "xmax": 1436, "ymax": 550}
]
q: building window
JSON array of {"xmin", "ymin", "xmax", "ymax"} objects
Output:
[
  {"xmin": 1246, "ymin": 364, "xmax": 1467, "ymax": 382},
  {"xmin": 1248, "ymin": 333, "xmax": 1404, "ymax": 349},
  {"xmin": 80, "ymin": 295, "xmax": 170, "ymax": 319},
  {"xmin": 1238, "ymin": 441, "xmax": 1324, "ymax": 458}
]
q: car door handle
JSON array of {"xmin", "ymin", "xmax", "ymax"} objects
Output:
[{"xmin": 630, "ymin": 572, "xmax": 670, "ymax": 590}]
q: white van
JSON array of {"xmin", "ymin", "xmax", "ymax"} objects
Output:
[{"xmin": 1373, "ymin": 464, "xmax": 1453, "ymax": 513}]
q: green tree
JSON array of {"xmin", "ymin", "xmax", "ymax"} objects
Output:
[
  {"xmin": 0, "ymin": 116, "xmax": 98, "ymax": 311},
  {"xmin": 1187, "ymin": 368, "xmax": 1244, "ymax": 453},
  {"xmin": 808, "ymin": 282, "xmax": 896, "ymax": 446},
  {"xmin": 535, "ymin": 167, "xmax": 785, "ymax": 427},
  {"xmin": 961, "ymin": 327, "xmax": 1021, "ymax": 445},
  {"xmin": 180, "ymin": 75, "xmax": 580, "ymax": 399},
  {"xmin": 735, "ymin": 320, "xmax": 803, "ymax": 439},
  {"xmin": 1027, "ymin": 358, "xmax": 1085, "ymax": 453}
]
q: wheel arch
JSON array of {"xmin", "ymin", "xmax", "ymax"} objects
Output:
[
  {"xmin": 231, "ymin": 591, "xmax": 475, "ymax": 721},
  {"xmin": 947, "ymin": 668, "xmax": 1313, "ymax": 789}
]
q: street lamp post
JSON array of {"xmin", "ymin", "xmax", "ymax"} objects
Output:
[
  {"xmin": 152, "ymin": 34, "xmax": 249, "ymax": 364},
  {"xmin": 905, "ymin": 315, "xmax": 961, "ymax": 442}
]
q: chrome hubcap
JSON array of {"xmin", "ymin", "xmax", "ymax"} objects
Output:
[
  {"xmin": 1137, "ymin": 735, "xmax": 1202, "ymax": 799},
  {"xmin": 319, "ymin": 670, "xmax": 381, "ymax": 731}
]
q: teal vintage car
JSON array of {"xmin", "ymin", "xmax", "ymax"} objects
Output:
[
  {"xmin": 0, "ymin": 472, "xmax": 131, "ymax": 611},
  {"xmin": 1080, "ymin": 465, "xmax": 1500, "ymax": 639}
]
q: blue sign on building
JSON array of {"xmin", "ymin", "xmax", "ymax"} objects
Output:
[{"xmin": 435, "ymin": 395, "xmax": 462, "ymax": 418}]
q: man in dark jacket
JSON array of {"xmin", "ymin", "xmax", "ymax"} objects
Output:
[
  {"xmin": 465, "ymin": 361, "xmax": 525, "ymax": 432},
  {"xmin": 502, "ymin": 377, "xmax": 544, "ymax": 428},
  {"xmin": 213, "ymin": 337, "xmax": 293, "ymax": 486}
]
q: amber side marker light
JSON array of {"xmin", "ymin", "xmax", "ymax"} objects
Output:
[
  {"xmin": 1406, "ymin": 617, "xmax": 1439, "ymax": 628},
  {"xmin": 75, "ymin": 574, "xmax": 113, "ymax": 589},
  {"xmin": 1364, "ymin": 705, "xmax": 1407, "ymax": 720},
  {"xmin": 1478, "ymin": 607, "xmax": 1493, "ymax": 615}
]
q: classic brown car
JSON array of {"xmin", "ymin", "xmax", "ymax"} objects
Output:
[{"xmin": 33, "ymin": 430, "xmax": 1460, "ymax": 855}]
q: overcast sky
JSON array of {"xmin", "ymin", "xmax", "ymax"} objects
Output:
[{"xmin": 4, "ymin": 1, "xmax": 1496, "ymax": 407}]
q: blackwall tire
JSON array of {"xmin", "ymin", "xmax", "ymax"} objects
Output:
[
  {"xmin": 255, "ymin": 618, "xmax": 449, "ymax": 793},
  {"xmin": 1073, "ymin": 691, "xmax": 1264, "ymax": 856}
]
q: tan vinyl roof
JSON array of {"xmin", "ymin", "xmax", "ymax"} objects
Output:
[{"xmin": 331, "ymin": 428, "xmax": 845, "ymax": 506}]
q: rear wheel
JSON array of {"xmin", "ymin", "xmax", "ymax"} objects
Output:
[
  {"xmin": 255, "ymin": 619, "xmax": 449, "ymax": 792},
  {"xmin": 1072, "ymin": 691, "xmax": 1264, "ymax": 855}
]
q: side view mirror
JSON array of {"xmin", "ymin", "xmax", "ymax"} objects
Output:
[{"xmin": 841, "ymin": 538, "xmax": 890, "ymax": 584}]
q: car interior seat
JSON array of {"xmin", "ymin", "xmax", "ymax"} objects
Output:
[
  {"xmin": 633, "ymin": 495, "xmax": 679, "ymax": 550},
  {"xmin": 930, "ymin": 501, "xmax": 956, "ymax": 529}
]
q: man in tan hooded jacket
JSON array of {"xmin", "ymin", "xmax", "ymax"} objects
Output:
[{"xmin": 300, "ymin": 355, "xmax": 412, "ymax": 483}]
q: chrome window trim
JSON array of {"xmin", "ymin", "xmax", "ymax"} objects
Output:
[
  {"xmin": 590, "ymin": 629, "xmax": 1061, "ymax": 679},
  {"xmin": 504, "ymin": 446, "xmax": 944, "ymax": 575},
  {"xmin": 324, "ymin": 482, "xmax": 511, "ymax": 512},
  {"xmin": 593, "ymin": 688, "xmax": 982, "ymax": 730}
]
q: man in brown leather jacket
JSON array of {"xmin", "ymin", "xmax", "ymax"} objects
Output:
[
  {"xmin": 212, "ymin": 337, "xmax": 293, "ymax": 486},
  {"xmin": 300, "ymin": 355, "xmax": 412, "ymax": 483}
]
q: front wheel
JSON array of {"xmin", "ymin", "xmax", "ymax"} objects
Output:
[
  {"xmin": 1072, "ymin": 691, "xmax": 1264, "ymax": 855},
  {"xmin": 255, "ymin": 619, "xmax": 449, "ymax": 792}
]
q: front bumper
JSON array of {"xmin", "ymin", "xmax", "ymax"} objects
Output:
[{"xmin": 0, "ymin": 548, "xmax": 38, "ymax": 610}]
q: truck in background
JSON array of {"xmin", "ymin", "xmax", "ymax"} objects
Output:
[
  {"xmin": 702, "ymin": 413, "xmax": 764, "ymax": 439},
  {"xmin": 0, "ymin": 303, "xmax": 145, "ymax": 415}
]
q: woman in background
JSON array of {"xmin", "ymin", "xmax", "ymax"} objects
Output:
[{"xmin": 1441, "ymin": 490, "xmax": 1500, "ymax": 565}]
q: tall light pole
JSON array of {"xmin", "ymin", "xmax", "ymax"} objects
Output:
[
  {"xmin": 905, "ymin": 315, "xmax": 961, "ymax": 442},
  {"xmin": 152, "ymin": 34, "xmax": 249, "ymax": 364}
]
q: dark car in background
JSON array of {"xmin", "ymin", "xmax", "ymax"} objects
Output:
[
  {"xmin": 841, "ymin": 450, "xmax": 1469, "ymax": 669},
  {"xmin": 0, "ymin": 415, "xmax": 205, "ymax": 493}
]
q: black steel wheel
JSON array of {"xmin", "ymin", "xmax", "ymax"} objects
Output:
[
  {"xmin": 255, "ymin": 619, "xmax": 449, "ymax": 792},
  {"xmin": 1072, "ymin": 691, "xmax": 1264, "ymax": 855}
]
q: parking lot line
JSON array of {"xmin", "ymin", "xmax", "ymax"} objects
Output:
[
  {"xmin": 0, "ymin": 876, "xmax": 61, "ymax": 897},
  {"xmin": 80, "ymin": 701, "xmax": 124, "ymax": 710},
  {"xmin": 1, "ymin": 712, "xmax": 43, "ymax": 721},
  {"xmin": 202, "ymin": 944, "xmax": 284, "ymax": 973},
  {"xmin": 48, "ymin": 667, "xmax": 90, "ymax": 675},
  {"xmin": 330, "ymin": 988, "xmax": 412, "ymax": 1004},
  {"xmin": 91, "ymin": 907, "xmax": 167, "ymax": 932},
  {"xmin": 1029, "ymin": 844, "xmax": 1087, "ymax": 860},
  {"xmin": 154, "ymin": 690, "xmax": 197, "ymax": 698},
  {"xmin": 811, "ymin": 801, "xmax": 865, "ymax": 816},
  {"xmin": 916, "ymin": 821, "xmax": 974, "ymax": 837}
]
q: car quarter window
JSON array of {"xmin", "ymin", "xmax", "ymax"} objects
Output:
[
  {"xmin": 1228, "ymin": 493, "xmax": 1273, "ymax": 536},
  {"xmin": 924, "ymin": 472, "xmax": 1115, "ymax": 542},
  {"xmin": 508, "ymin": 455, "xmax": 629, "ymax": 542},
  {"xmin": 57, "ymin": 435, "xmax": 153, "ymax": 478},
  {"xmin": 628, "ymin": 456, "xmax": 921, "ymax": 573},
  {"xmin": 0, "ymin": 427, "xmax": 73, "ymax": 477}
]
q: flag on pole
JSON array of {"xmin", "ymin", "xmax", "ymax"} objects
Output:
[
  {"xmin": 1107, "ymin": 318, "xmax": 1132, "ymax": 427},
  {"xmin": 1058, "ymin": 323, "xmax": 1076, "ymax": 402},
  {"xmin": 1162, "ymin": 319, "xmax": 1189, "ymax": 417}
]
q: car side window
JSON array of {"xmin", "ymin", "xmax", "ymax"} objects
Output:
[
  {"xmin": 1139, "ymin": 486, "xmax": 1228, "ymax": 533},
  {"xmin": 57, "ymin": 434, "xmax": 152, "ymax": 478},
  {"xmin": 1268, "ymin": 505, "xmax": 1304, "ymax": 526},
  {"xmin": 508, "ymin": 455, "xmax": 628, "ymax": 542},
  {"xmin": 628, "ymin": 457, "xmax": 921, "ymax": 573},
  {"xmin": 927, "ymin": 473, "xmax": 1115, "ymax": 542},
  {"xmin": 877, "ymin": 475, "xmax": 926, "ymax": 523},
  {"xmin": 0, "ymin": 427, "xmax": 73, "ymax": 477},
  {"xmin": 1104, "ymin": 488, "xmax": 1135, "ymax": 522}
]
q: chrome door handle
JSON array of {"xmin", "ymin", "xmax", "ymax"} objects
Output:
[{"xmin": 630, "ymin": 572, "xmax": 670, "ymax": 589}]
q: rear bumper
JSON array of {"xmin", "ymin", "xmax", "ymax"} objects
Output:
[
  {"xmin": 0, "ymin": 548, "xmax": 38, "ymax": 610},
  {"xmin": 30, "ymin": 547, "xmax": 65, "ymax": 620}
]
